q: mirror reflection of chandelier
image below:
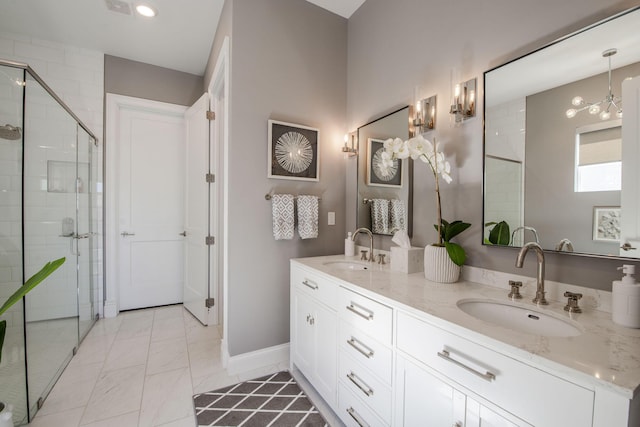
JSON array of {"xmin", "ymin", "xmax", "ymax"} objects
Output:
[{"xmin": 566, "ymin": 48, "xmax": 622, "ymax": 121}]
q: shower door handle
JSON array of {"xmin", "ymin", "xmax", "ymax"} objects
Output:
[{"xmin": 121, "ymin": 231, "xmax": 136, "ymax": 237}]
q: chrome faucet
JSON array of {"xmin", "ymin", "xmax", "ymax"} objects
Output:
[
  {"xmin": 555, "ymin": 238, "xmax": 574, "ymax": 252},
  {"xmin": 352, "ymin": 227, "xmax": 375, "ymax": 262},
  {"xmin": 511, "ymin": 226, "xmax": 540, "ymax": 245},
  {"xmin": 515, "ymin": 242, "xmax": 548, "ymax": 305}
]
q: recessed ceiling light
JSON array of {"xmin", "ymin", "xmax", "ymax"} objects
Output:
[{"xmin": 135, "ymin": 4, "xmax": 157, "ymax": 17}]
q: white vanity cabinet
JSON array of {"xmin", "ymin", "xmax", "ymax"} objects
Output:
[
  {"xmin": 396, "ymin": 355, "xmax": 523, "ymax": 427},
  {"xmin": 290, "ymin": 265, "xmax": 338, "ymax": 407},
  {"xmin": 396, "ymin": 311, "xmax": 594, "ymax": 427},
  {"xmin": 337, "ymin": 287, "xmax": 394, "ymax": 426},
  {"xmin": 290, "ymin": 258, "xmax": 639, "ymax": 427}
]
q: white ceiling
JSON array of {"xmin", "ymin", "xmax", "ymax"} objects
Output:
[{"xmin": 0, "ymin": 0, "xmax": 366, "ymax": 76}]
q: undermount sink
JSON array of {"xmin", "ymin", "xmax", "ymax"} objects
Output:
[
  {"xmin": 322, "ymin": 260, "xmax": 370, "ymax": 271},
  {"xmin": 457, "ymin": 299, "xmax": 583, "ymax": 337}
]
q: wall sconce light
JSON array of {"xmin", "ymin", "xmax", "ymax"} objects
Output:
[
  {"xmin": 413, "ymin": 95, "xmax": 437, "ymax": 134},
  {"xmin": 342, "ymin": 132, "xmax": 357, "ymax": 157},
  {"xmin": 450, "ymin": 77, "xmax": 477, "ymax": 123}
]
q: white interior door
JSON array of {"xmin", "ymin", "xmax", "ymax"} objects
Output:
[
  {"xmin": 620, "ymin": 77, "xmax": 640, "ymax": 256},
  {"xmin": 118, "ymin": 105, "xmax": 186, "ymax": 310},
  {"xmin": 183, "ymin": 93, "xmax": 211, "ymax": 324}
]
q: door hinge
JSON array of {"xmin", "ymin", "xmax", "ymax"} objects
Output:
[
  {"xmin": 205, "ymin": 236, "xmax": 215, "ymax": 245},
  {"xmin": 206, "ymin": 110, "xmax": 215, "ymax": 120},
  {"xmin": 206, "ymin": 173, "xmax": 215, "ymax": 183},
  {"xmin": 205, "ymin": 298, "xmax": 215, "ymax": 308}
]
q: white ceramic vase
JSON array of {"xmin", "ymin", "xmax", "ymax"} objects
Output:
[{"xmin": 424, "ymin": 244, "xmax": 460, "ymax": 283}]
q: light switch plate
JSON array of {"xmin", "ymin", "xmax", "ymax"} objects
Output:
[{"xmin": 328, "ymin": 211, "xmax": 335, "ymax": 225}]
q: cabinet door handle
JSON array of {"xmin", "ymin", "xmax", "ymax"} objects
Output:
[
  {"xmin": 437, "ymin": 349, "xmax": 496, "ymax": 382},
  {"xmin": 346, "ymin": 407, "xmax": 369, "ymax": 427},
  {"xmin": 346, "ymin": 371, "xmax": 374, "ymax": 397},
  {"xmin": 346, "ymin": 302, "xmax": 374, "ymax": 321},
  {"xmin": 302, "ymin": 279, "xmax": 318, "ymax": 290},
  {"xmin": 347, "ymin": 337, "xmax": 374, "ymax": 359}
]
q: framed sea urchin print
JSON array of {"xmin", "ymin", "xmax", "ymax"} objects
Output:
[
  {"xmin": 268, "ymin": 120, "xmax": 319, "ymax": 181},
  {"xmin": 367, "ymin": 138, "xmax": 403, "ymax": 187}
]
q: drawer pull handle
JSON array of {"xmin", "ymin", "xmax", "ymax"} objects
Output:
[
  {"xmin": 302, "ymin": 279, "xmax": 318, "ymax": 290},
  {"xmin": 346, "ymin": 407, "xmax": 369, "ymax": 427},
  {"xmin": 346, "ymin": 302, "xmax": 374, "ymax": 321},
  {"xmin": 347, "ymin": 371, "xmax": 374, "ymax": 397},
  {"xmin": 437, "ymin": 350, "xmax": 496, "ymax": 382},
  {"xmin": 347, "ymin": 337, "xmax": 374, "ymax": 359}
]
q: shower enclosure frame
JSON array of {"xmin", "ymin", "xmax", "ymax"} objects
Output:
[{"xmin": 0, "ymin": 59, "xmax": 102, "ymax": 425}]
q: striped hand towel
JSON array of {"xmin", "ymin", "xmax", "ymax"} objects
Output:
[
  {"xmin": 272, "ymin": 194, "xmax": 295, "ymax": 240},
  {"xmin": 371, "ymin": 199, "xmax": 390, "ymax": 234},
  {"xmin": 297, "ymin": 195, "xmax": 319, "ymax": 239}
]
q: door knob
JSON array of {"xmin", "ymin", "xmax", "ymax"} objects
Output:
[
  {"xmin": 621, "ymin": 243, "xmax": 637, "ymax": 251},
  {"xmin": 120, "ymin": 231, "xmax": 136, "ymax": 237}
]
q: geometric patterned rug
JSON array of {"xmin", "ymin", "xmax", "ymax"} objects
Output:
[{"xmin": 193, "ymin": 371, "xmax": 330, "ymax": 426}]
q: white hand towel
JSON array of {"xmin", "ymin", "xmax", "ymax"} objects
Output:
[
  {"xmin": 272, "ymin": 194, "xmax": 295, "ymax": 240},
  {"xmin": 297, "ymin": 195, "xmax": 319, "ymax": 239},
  {"xmin": 390, "ymin": 199, "xmax": 407, "ymax": 232},
  {"xmin": 371, "ymin": 199, "xmax": 390, "ymax": 234}
]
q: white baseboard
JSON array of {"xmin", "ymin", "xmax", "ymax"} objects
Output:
[
  {"xmin": 226, "ymin": 343, "xmax": 290, "ymax": 376},
  {"xmin": 103, "ymin": 300, "xmax": 118, "ymax": 318},
  {"xmin": 221, "ymin": 338, "xmax": 229, "ymax": 369}
]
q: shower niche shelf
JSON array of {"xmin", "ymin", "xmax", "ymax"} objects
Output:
[{"xmin": 47, "ymin": 160, "xmax": 89, "ymax": 193}]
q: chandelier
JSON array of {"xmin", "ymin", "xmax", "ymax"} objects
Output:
[{"xmin": 565, "ymin": 48, "xmax": 622, "ymax": 121}]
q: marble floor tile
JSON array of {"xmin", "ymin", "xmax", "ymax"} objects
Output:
[
  {"xmin": 36, "ymin": 376, "xmax": 97, "ymax": 416},
  {"xmin": 146, "ymin": 336, "xmax": 189, "ymax": 376},
  {"xmin": 138, "ymin": 367, "xmax": 194, "ymax": 427},
  {"xmin": 30, "ymin": 407, "xmax": 84, "ymax": 427},
  {"xmin": 103, "ymin": 336, "xmax": 150, "ymax": 372},
  {"xmin": 153, "ymin": 305, "xmax": 185, "ymax": 321},
  {"xmin": 81, "ymin": 364, "xmax": 146, "ymax": 425},
  {"xmin": 79, "ymin": 411, "xmax": 140, "ymax": 427},
  {"xmin": 116, "ymin": 316, "xmax": 153, "ymax": 341},
  {"xmin": 150, "ymin": 317, "xmax": 185, "ymax": 343},
  {"xmin": 191, "ymin": 369, "xmax": 240, "ymax": 395},
  {"xmin": 155, "ymin": 415, "xmax": 197, "ymax": 427}
]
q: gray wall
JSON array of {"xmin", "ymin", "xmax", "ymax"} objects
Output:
[
  {"xmin": 105, "ymin": 55, "xmax": 203, "ymax": 106},
  {"xmin": 206, "ymin": 0, "xmax": 347, "ymax": 356},
  {"xmin": 525, "ymin": 62, "xmax": 640, "ymax": 255},
  {"xmin": 347, "ymin": 0, "xmax": 640, "ymax": 290}
]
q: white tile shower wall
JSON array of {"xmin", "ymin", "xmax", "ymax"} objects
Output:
[{"xmin": 0, "ymin": 33, "xmax": 104, "ymax": 320}]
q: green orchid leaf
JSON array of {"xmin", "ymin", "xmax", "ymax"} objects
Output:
[
  {"xmin": 445, "ymin": 242, "xmax": 466, "ymax": 266},
  {"xmin": 0, "ymin": 320, "xmax": 5, "ymax": 364},
  {"xmin": 488, "ymin": 221, "xmax": 510, "ymax": 245},
  {"xmin": 444, "ymin": 221, "xmax": 471, "ymax": 242},
  {"xmin": 0, "ymin": 257, "xmax": 65, "ymax": 364},
  {"xmin": 0, "ymin": 257, "xmax": 65, "ymax": 316}
]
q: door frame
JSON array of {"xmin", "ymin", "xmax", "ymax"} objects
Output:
[
  {"xmin": 209, "ymin": 36, "xmax": 230, "ymax": 361},
  {"xmin": 104, "ymin": 93, "xmax": 188, "ymax": 317}
]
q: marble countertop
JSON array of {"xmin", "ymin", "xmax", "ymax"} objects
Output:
[{"xmin": 292, "ymin": 254, "xmax": 640, "ymax": 399}]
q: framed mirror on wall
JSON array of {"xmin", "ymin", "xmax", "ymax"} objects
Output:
[
  {"xmin": 357, "ymin": 106, "xmax": 413, "ymax": 237},
  {"xmin": 483, "ymin": 6, "xmax": 640, "ymax": 260}
]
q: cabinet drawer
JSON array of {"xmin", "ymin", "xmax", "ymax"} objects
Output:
[
  {"xmin": 397, "ymin": 311, "xmax": 594, "ymax": 427},
  {"xmin": 339, "ymin": 320, "xmax": 393, "ymax": 385},
  {"xmin": 337, "ymin": 383, "xmax": 388, "ymax": 427},
  {"xmin": 339, "ymin": 287, "xmax": 393, "ymax": 345},
  {"xmin": 291, "ymin": 264, "xmax": 336, "ymax": 307},
  {"xmin": 339, "ymin": 352, "xmax": 392, "ymax": 424}
]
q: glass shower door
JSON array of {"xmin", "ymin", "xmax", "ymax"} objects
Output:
[
  {"xmin": 23, "ymin": 72, "xmax": 79, "ymax": 419},
  {"xmin": 77, "ymin": 127, "xmax": 95, "ymax": 341}
]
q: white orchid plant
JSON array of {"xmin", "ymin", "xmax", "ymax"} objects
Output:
[{"xmin": 380, "ymin": 135, "xmax": 470, "ymax": 266}]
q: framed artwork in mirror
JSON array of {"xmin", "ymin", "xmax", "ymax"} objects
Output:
[
  {"xmin": 268, "ymin": 120, "xmax": 319, "ymax": 181},
  {"xmin": 367, "ymin": 138, "xmax": 403, "ymax": 187},
  {"xmin": 593, "ymin": 206, "xmax": 621, "ymax": 242}
]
